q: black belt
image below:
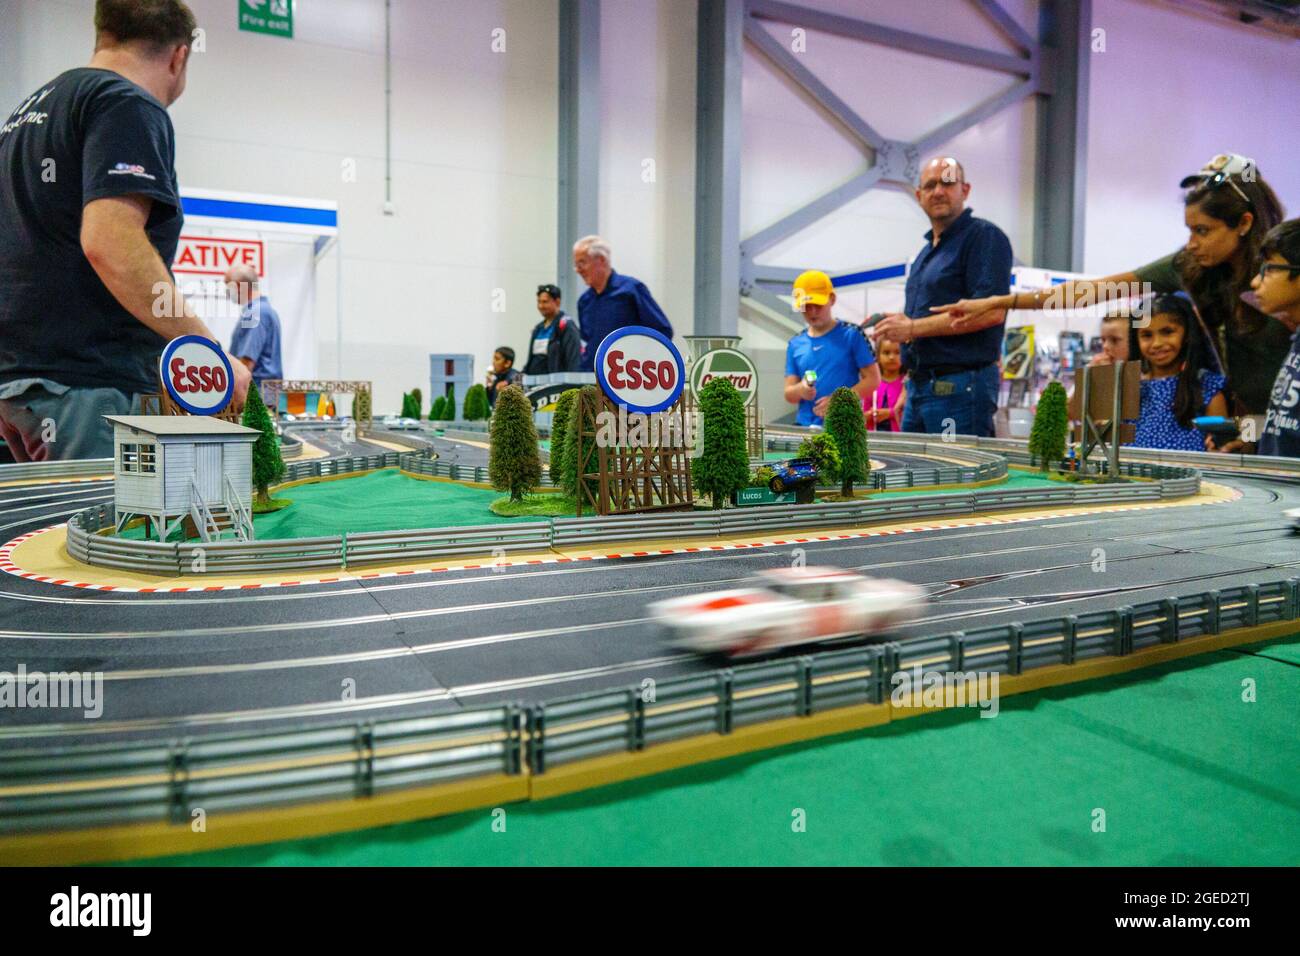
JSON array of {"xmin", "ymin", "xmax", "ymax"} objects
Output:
[{"xmin": 910, "ymin": 361, "xmax": 995, "ymax": 383}]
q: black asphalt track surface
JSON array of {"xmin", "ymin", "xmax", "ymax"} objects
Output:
[{"xmin": 1, "ymin": 447, "xmax": 1296, "ymax": 751}]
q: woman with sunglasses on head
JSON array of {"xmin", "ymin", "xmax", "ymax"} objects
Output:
[{"xmin": 935, "ymin": 154, "xmax": 1288, "ymax": 416}]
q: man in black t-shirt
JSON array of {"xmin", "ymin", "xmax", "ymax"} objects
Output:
[{"xmin": 0, "ymin": 0, "xmax": 250, "ymax": 462}]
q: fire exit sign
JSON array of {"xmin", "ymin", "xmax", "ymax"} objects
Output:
[{"xmin": 239, "ymin": 0, "xmax": 293, "ymax": 39}]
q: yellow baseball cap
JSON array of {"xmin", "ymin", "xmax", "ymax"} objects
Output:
[{"xmin": 792, "ymin": 270, "xmax": 834, "ymax": 310}]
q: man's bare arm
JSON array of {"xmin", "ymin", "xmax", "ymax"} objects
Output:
[{"xmin": 81, "ymin": 195, "xmax": 250, "ymax": 402}]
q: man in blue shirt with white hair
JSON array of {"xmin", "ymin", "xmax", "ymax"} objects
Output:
[
  {"xmin": 572, "ymin": 235, "xmax": 674, "ymax": 371},
  {"xmin": 224, "ymin": 264, "xmax": 283, "ymax": 384}
]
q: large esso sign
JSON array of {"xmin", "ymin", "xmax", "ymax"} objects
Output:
[
  {"xmin": 594, "ymin": 326, "xmax": 685, "ymax": 415},
  {"xmin": 159, "ymin": 335, "xmax": 234, "ymax": 415}
]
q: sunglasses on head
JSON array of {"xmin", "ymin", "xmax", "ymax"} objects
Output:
[{"xmin": 1196, "ymin": 170, "xmax": 1253, "ymax": 209}]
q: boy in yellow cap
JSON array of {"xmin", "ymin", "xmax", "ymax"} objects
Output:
[{"xmin": 783, "ymin": 270, "xmax": 879, "ymax": 426}]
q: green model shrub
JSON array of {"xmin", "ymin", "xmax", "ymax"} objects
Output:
[
  {"xmin": 548, "ymin": 388, "xmax": 579, "ymax": 487},
  {"xmin": 824, "ymin": 386, "xmax": 870, "ymax": 496},
  {"xmin": 464, "ymin": 384, "xmax": 490, "ymax": 421},
  {"xmin": 1029, "ymin": 381, "xmax": 1068, "ymax": 470},
  {"xmin": 241, "ymin": 386, "xmax": 284, "ymax": 505},
  {"xmin": 691, "ymin": 377, "xmax": 750, "ymax": 509},
  {"xmin": 488, "ymin": 385, "xmax": 542, "ymax": 502}
]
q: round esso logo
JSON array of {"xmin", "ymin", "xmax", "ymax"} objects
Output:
[
  {"xmin": 594, "ymin": 326, "xmax": 685, "ymax": 414},
  {"xmin": 159, "ymin": 335, "xmax": 234, "ymax": 415}
]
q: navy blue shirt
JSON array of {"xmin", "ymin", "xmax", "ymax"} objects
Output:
[
  {"xmin": 902, "ymin": 207, "xmax": 1013, "ymax": 372},
  {"xmin": 576, "ymin": 270, "xmax": 674, "ymax": 371},
  {"xmin": 785, "ymin": 320, "xmax": 876, "ymax": 426},
  {"xmin": 1258, "ymin": 329, "xmax": 1300, "ymax": 458},
  {"xmin": 229, "ymin": 296, "xmax": 283, "ymax": 383}
]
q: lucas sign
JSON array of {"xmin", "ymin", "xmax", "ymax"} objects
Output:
[
  {"xmin": 594, "ymin": 327, "xmax": 685, "ymax": 415},
  {"xmin": 160, "ymin": 336, "xmax": 235, "ymax": 415},
  {"xmin": 689, "ymin": 347, "xmax": 758, "ymax": 406}
]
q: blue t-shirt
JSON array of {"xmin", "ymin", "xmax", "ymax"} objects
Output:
[
  {"xmin": 576, "ymin": 271, "xmax": 673, "ymax": 371},
  {"xmin": 229, "ymin": 295, "xmax": 283, "ymax": 383},
  {"xmin": 785, "ymin": 320, "xmax": 877, "ymax": 426},
  {"xmin": 1259, "ymin": 329, "xmax": 1300, "ymax": 458},
  {"xmin": 1130, "ymin": 371, "xmax": 1226, "ymax": 452},
  {"xmin": 902, "ymin": 207, "xmax": 1013, "ymax": 371}
]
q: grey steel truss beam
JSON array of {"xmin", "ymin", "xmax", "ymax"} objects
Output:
[
  {"xmin": 1033, "ymin": 0, "xmax": 1091, "ymax": 272},
  {"xmin": 737, "ymin": 0, "xmax": 1080, "ymax": 307},
  {"xmin": 694, "ymin": 0, "xmax": 746, "ymax": 336},
  {"xmin": 743, "ymin": 16, "xmax": 886, "ymax": 153},
  {"xmin": 747, "ymin": 0, "xmax": 1035, "ymax": 77},
  {"xmin": 557, "ymin": 0, "xmax": 601, "ymax": 310}
]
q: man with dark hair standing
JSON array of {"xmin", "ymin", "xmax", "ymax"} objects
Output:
[
  {"xmin": 524, "ymin": 284, "xmax": 581, "ymax": 375},
  {"xmin": 0, "ymin": 0, "xmax": 250, "ymax": 462},
  {"xmin": 870, "ymin": 157, "xmax": 1011, "ymax": 438}
]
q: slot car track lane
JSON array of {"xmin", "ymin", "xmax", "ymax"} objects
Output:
[{"xmin": 0, "ymin": 469, "xmax": 1295, "ymax": 753}]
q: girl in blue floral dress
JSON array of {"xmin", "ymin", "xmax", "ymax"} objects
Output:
[{"xmin": 1128, "ymin": 294, "xmax": 1228, "ymax": 450}]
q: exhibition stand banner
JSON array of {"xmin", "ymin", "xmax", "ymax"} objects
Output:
[{"xmin": 173, "ymin": 188, "xmax": 339, "ymax": 384}]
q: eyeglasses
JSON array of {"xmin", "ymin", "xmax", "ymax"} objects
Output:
[
  {"xmin": 1257, "ymin": 262, "xmax": 1300, "ymax": 280},
  {"xmin": 1197, "ymin": 171, "xmax": 1253, "ymax": 209}
]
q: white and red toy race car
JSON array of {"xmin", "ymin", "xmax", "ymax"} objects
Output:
[{"xmin": 648, "ymin": 566, "xmax": 925, "ymax": 659}]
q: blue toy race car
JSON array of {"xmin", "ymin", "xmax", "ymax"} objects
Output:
[{"xmin": 769, "ymin": 457, "xmax": 819, "ymax": 494}]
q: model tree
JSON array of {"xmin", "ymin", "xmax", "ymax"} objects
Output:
[
  {"xmin": 399, "ymin": 391, "xmax": 417, "ymax": 419},
  {"xmin": 691, "ymin": 377, "xmax": 749, "ymax": 509},
  {"xmin": 1029, "ymin": 381, "xmax": 1068, "ymax": 471},
  {"xmin": 796, "ymin": 432, "xmax": 841, "ymax": 487},
  {"xmin": 488, "ymin": 385, "xmax": 542, "ymax": 502},
  {"xmin": 824, "ymin": 386, "xmax": 870, "ymax": 496},
  {"xmin": 464, "ymin": 384, "xmax": 490, "ymax": 421},
  {"xmin": 548, "ymin": 388, "xmax": 579, "ymax": 488},
  {"xmin": 444, "ymin": 384, "xmax": 457, "ymax": 421},
  {"xmin": 242, "ymin": 386, "xmax": 284, "ymax": 506},
  {"xmin": 561, "ymin": 385, "xmax": 600, "ymax": 502},
  {"xmin": 428, "ymin": 395, "xmax": 445, "ymax": 420}
]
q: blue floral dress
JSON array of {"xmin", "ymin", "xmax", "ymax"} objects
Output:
[{"xmin": 1130, "ymin": 371, "xmax": 1227, "ymax": 451}]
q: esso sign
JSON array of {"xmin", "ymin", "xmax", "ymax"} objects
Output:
[
  {"xmin": 159, "ymin": 335, "xmax": 234, "ymax": 415},
  {"xmin": 594, "ymin": 326, "xmax": 685, "ymax": 414}
]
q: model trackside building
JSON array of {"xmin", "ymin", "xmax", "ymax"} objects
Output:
[{"xmin": 649, "ymin": 567, "xmax": 924, "ymax": 658}]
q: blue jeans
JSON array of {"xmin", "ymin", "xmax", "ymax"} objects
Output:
[
  {"xmin": 901, "ymin": 364, "xmax": 999, "ymax": 438},
  {"xmin": 0, "ymin": 379, "xmax": 142, "ymax": 461}
]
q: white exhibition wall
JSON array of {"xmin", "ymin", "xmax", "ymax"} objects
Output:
[{"xmin": 2, "ymin": 0, "xmax": 1297, "ymax": 419}]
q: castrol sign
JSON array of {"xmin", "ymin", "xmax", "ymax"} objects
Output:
[
  {"xmin": 594, "ymin": 326, "xmax": 685, "ymax": 414},
  {"xmin": 159, "ymin": 335, "xmax": 235, "ymax": 415},
  {"xmin": 689, "ymin": 347, "xmax": 758, "ymax": 406}
]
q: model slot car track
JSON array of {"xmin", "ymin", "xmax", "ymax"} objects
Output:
[{"xmin": 0, "ymin": 431, "xmax": 1296, "ymax": 759}]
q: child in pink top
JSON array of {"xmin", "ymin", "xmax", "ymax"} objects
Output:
[{"xmin": 865, "ymin": 338, "xmax": 907, "ymax": 431}]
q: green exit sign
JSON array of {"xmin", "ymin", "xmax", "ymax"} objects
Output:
[{"xmin": 239, "ymin": 0, "xmax": 293, "ymax": 39}]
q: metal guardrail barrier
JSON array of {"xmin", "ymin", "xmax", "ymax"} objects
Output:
[
  {"xmin": 0, "ymin": 706, "xmax": 524, "ymax": 833},
  {"xmin": 7, "ymin": 576, "xmax": 1281, "ymax": 833},
  {"xmin": 63, "ymin": 446, "xmax": 1202, "ymax": 574},
  {"xmin": 0, "ymin": 458, "xmax": 113, "ymax": 482}
]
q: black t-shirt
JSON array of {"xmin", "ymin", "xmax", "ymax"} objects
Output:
[{"xmin": 0, "ymin": 68, "xmax": 182, "ymax": 394}]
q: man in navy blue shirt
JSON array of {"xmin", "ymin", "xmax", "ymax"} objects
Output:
[
  {"xmin": 871, "ymin": 157, "xmax": 1012, "ymax": 437},
  {"xmin": 784, "ymin": 270, "xmax": 879, "ymax": 427},
  {"xmin": 224, "ymin": 264, "xmax": 283, "ymax": 384},
  {"xmin": 572, "ymin": 235, "xmax": 674, "ymax": 371}
]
